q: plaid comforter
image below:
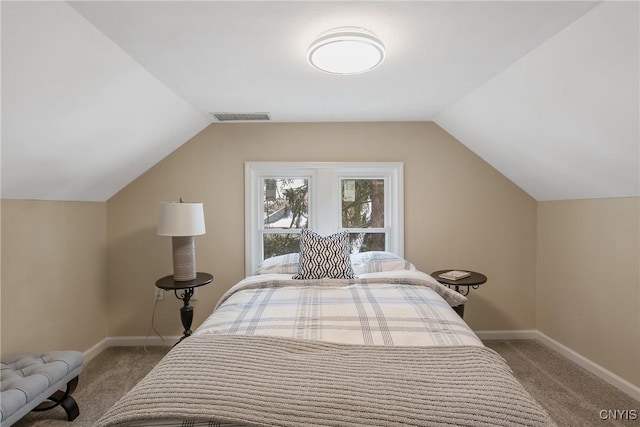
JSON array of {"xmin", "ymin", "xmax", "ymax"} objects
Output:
[{"xmin": 195, "ymin": 270, "xmax": 481, "ymax": 347}]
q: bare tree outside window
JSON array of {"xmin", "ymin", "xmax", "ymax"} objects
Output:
[
  {"xmin": 245, "ymin": 162, "xmax": 403, "ymax": 275},
  {"xmin": 263, "ymin": 178, "xmax": 308, "ymax": 259},
  {"xmin": 342, "ymin": 179, "xmax": 385, "ymax": 252}
]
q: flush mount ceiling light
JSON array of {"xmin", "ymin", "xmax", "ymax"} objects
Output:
[{"xmin": 307, "ymin": 27, "xmax": 385, "ymax": 75}]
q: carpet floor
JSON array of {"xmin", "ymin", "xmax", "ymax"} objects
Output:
[{"xmin": 13, "ymin": 340, "xmax": 639, "ymax": 426}]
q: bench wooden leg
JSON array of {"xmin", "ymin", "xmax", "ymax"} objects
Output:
[
  {"xmin": 33, "ymin": 376, "xmax": 80, "ymax": 421},
  {"xmin": 60, "ymin": 394, "xmax": 80, "ymax": 421}
]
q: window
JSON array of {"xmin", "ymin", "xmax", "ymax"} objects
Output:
[
  {"xmin": 263, "ymin": 177, "xmax": 308, "ymax": 259},
  {"xmin": 341, "ymin": 178, "xmax": 386, "ymax": 253},
  {"xmin": 245, "ymin": 162, "xmax": 403, "ymax": 275}
]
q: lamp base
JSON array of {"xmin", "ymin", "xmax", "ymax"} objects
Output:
[{"xmin": 172, "ymin": 236, "xmax": 196, "ymax": 281}]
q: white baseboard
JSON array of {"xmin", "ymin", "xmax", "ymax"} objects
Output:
[
  {"xmin": 83, "ymin": 337, "xmax": 110, "ymax": 362},
  {"xmin": 534, "ymin": 331, "xmax": 640, "ymax": 401},
  {"xmin": 476, "ymin": 329, "xmax": 640, "ymax": 401},
  {"xmin": 104, "ymin": 335, "xmax": 181, "ymax": 347}
]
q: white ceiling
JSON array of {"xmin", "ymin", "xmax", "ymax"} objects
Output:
[
  {"xmin": 437, "ymin": 1, "xmax": 639, "ymax": 201},
  {"xmin": 2, "ymin": 1, "xmax": 638, "ymax": 202}
]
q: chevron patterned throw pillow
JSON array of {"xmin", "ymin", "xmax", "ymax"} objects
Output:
[{"xmin": 293, "ymin": 229, "xmax": 355, "ymax": 279}]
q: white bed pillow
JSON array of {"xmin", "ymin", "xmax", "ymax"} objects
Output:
[
  {"xmin": 293, "ymin": 229, "xmax": 355, "ymax": 279},
  {"xmin": 255, "ymin": 253, "xmax": 300, "ymax": 275},
  {"xmin": 350, "ymin": 251, "xmax": 417, "ymax": 275},
  {"xmin": 256, "ymin": 250, "xmax": 415, "ymax": 277}
]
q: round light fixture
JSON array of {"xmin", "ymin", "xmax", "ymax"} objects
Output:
[{"xmin": 307, "ymin": 27, "xmax": 385, "ymax": 75}]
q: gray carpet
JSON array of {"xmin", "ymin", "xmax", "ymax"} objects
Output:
[
  {"xmin": 13, "ymin": 346, "xmax": 169, "ymax": 427},
  {"xmin": 12, "ymin": 340, "xmax": 639, "ymax": 427},
  {"xmin": 483, "ymin": 340, "xmax": 639, "ymax": 426}
]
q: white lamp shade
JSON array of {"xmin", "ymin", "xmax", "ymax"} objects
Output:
[{"xmin": 157, "ymin": 202, "xmax": 206, "ymax": 236}]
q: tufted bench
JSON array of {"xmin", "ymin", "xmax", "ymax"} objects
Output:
[{"xmin": 0, "ymin": 351, "xmax": 83, "ymax": 426}]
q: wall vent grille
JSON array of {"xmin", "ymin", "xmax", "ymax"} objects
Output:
[{"xmin": 211, "ymin": 112, "xmax": 271, "ymax": 122}]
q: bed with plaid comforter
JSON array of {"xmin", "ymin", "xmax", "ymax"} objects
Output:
[
  {"xmin": 195, "ymin": 270, "xmax": 479, "ymax": 347},
  {"xmin": 95, "ymin": 271, "xmax": 555, "ymax": 427}
]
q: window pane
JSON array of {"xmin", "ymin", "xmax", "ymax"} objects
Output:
[
  {"xmin": 264, "ymin": 178, "xmax": 308, "ymax": 229},
  {"xmin": 263, "ymin": 234, "xmax": 301, "ymax": 259},
  {"xmin": 349, "ymin": 233, "xmax": 385, "ymax": 253},
  {"xmin": 341, "ymin": 179, "xmax": 384, "ymax": 228}
]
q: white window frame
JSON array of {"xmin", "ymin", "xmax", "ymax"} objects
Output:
[{"xmin": 245, "ymin": 162, "xmax": 404, "ymax": 275}]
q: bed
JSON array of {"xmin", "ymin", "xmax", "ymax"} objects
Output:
[{"xmin": 96, "ymin": 241, "xmax": 555, "ymax": 426}]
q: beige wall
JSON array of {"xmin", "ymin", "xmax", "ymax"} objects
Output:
[
  {"xmin": 107, "ymin": 122, "xmax": 538, "ymax": 337},
  {"xmin": 1, "ymin": 200, "xmax": 108, "ymax": 356},
  {"xmin": 537, "ymin": 197, "xmax": 640, "ymax": 387},
  {"xmin": 2, "ymin": 123, "xmax": 636, "ymax": 390}
]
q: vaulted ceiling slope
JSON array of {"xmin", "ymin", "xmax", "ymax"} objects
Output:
[
  {"xmin": 1, "ymin": 1, "xmax": 212, "ymax": 201},
  {"xmin": 2, "ymin": 1, "xmax": 637, "ymax": 202},
  {"xmin": 436, "ymin": 1, "xmax": 639, "ymax": 201}
]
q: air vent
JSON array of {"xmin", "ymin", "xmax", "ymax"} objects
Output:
[{"xmin": 211, "ymin": 112, "xmax": 271, "ymax": 122}]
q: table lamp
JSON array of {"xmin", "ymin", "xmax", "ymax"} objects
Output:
[{"xmin": 157, "ymin": 200, "xmax": 206, "ymax": 281}]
